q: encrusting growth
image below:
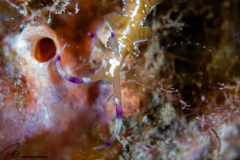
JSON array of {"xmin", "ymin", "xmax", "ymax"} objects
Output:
[{"xmin": 56, "ymin": 0, "xmax": 163, "ymax": 150}]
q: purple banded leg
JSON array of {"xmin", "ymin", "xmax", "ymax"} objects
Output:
[
  {"xmin": 94, "ymin": 98, "xmax": 123, "ymax": 150},
  {"xmin": 56, "ymin": 43, "xmax": 105, "ymax": 84},
  {"xmin": 88, "ymin": 32, "xmax": 113, "ymax": 58},
  {"xmin": 94, "ymin": 75, "xmax": 123, "ymax": 150}
]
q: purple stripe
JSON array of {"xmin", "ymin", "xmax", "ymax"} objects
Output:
[
  {"xmin": 57, "ymin": 55, "xmax": 61, "ymax": 62},
  {"xmin": 105, "ymin": 141, "xmax": 112, "ymax": 147},
  {"xmin": 116, "ymin": 106, "xmax": 122, "ymax": 119},
  {"xmin": 94, "ymin": 141, "xmax": 112, "ymax": 150},
  {"xmin": 111, "ymin": 32, "xmax": 115, "ymax": 38},
  {"xmin": 65, "ymin": 76, "xmax": 84, "ymax": 84},
  {"xmin": 88, "ymin": 32, "xmax": 95, "ymax": 39}
]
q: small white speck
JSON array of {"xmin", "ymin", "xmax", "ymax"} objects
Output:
[
  {"xmin": 45, "ymin": 113, "xmax": 49, "ymax": 119},
  {"xmin": 115, "ymin": 98, "xmax": 119, "ymax": 105},
  {"xmin": 82, "ymin": 77, "xmax": 91, "ymax": 83},
  {"xmin": 143, "ymin": 115, "xmax": 148, "ymax": 123},
  {"xmin": 47, "ymin": 12, "xmax": 51, "ymax": 24},
  {"xmin": 75, "ymin": 3, "xmax": 79, "ymax": 14}
]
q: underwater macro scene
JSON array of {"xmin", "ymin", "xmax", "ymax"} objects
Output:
[{"xmin": 0, "ymin": 0, "xmax": 240, "ymax": 159}]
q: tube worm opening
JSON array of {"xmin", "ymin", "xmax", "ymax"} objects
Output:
[{"xmin": 34, "ymin": 37, "xmax": 56, "ymax": 62}]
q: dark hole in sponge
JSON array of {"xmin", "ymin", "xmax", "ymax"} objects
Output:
[{"xmin": 35, "ymin": 38, "xmax": 56, "ymax": 62}]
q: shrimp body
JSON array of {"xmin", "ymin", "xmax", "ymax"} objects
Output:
[
  {"xmin": 56, "ymin": 0, "xmax": 163, "ymax": 150},
  {"xmin": 106, "ymin": 0, "xmax": 162, "ymax": 57}
]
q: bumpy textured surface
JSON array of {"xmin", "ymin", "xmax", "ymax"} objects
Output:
[{"xmin": 1, "ymin": 0, "xmax": 240, "ymax": 160}]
